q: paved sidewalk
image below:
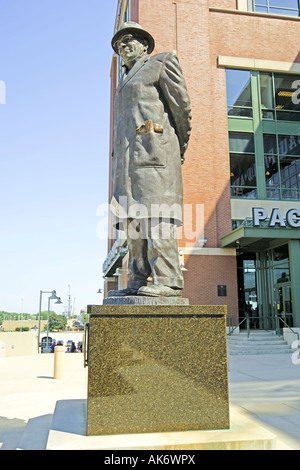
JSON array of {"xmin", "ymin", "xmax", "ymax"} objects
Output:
[
  {"xmin": 228, "ymin": 353, "xmax": 300, "ymax": 450},
  {"xmin": 0, "ymin": 353, "xmax": 87, "ymax": 450},
  {"xmin": 0, "ymin": 351, "xmax": 300, "ymax": 450}
]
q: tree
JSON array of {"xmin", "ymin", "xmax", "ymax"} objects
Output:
[
  {"xmin": 39, "ymin": 311, "xmax": 51, "ymax": 321},
  {"xmin": 48, "ymin": 313, "xmax": 67, "ymax": 331}
]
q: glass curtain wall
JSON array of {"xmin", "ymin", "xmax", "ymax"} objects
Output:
[{"xmin": 226, "ymin": 69, "xmax": 300, "ymax": 201}]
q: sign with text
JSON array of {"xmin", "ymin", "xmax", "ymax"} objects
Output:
[{"xmin": 252, "ymin": 207, "xmax": 300, "ymax": 228}]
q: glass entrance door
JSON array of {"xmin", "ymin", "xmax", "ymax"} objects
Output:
[
  {"xmin": 237, "ymin": 243, "xmax": 293, "ymax": 330},
  {"xmin": 237, "ymin": 254, "xmax": 259, "ymax": 329},
  {"xmin": 274, "ymin": 284, "xmax": 293, "ymax": 328}
]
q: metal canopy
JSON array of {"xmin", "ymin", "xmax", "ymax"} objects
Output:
[{"xmin": 221, "ymin": 225, "xmax": 300, "ymax": 251}]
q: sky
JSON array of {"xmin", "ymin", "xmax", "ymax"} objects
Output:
[{"xmin": 0, "ymin": 0, "xmax": 118, "ymax": 315}]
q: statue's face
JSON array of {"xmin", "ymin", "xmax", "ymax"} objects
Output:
[{"xmin": 117, "ymin": 34, "xmax": 148, "ymax": 68}]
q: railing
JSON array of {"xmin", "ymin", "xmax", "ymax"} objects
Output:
[
  {"xmin": 275, "ymin": 316, "xmax": 300, "ymax": 345},
  {"xmin": 227, "ymin": 316, "xmax": 249, "ymax": 337},
  {"xmin": 227, "ymin": 315, "xmax": 299, "ymax": 342}
]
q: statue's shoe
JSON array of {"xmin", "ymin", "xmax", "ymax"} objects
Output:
[
  {"xmin": 107, "ymin": 287, "xmax": 139, "ymax": 297},
  {"xmin": 138, "ymin": 285, "xmax": 182, "ymax": 297}
]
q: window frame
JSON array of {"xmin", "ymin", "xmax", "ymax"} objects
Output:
[
  {"xmin": 226, "ymin": 69, "xmax": 300, "ymax": 201},
  {"xmin": 249, "ymin": 0, "xmax": 300, "ymax": 16}
]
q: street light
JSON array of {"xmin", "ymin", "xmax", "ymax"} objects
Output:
[
  {"xmin": 38, "ymin": 290, "xmax": 61, "ymax": 353},
  {"xmin": 46, "ymin": 293, "xmax": 62, "ymax": 350}
]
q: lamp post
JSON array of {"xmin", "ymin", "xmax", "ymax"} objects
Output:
[
  {"xmin": 46, "ymin": 294, "xmax": 63, "ymax": 351},
  {"xmin": 38, "ymin": 290, "xmax": 61, "ymax": 353}
]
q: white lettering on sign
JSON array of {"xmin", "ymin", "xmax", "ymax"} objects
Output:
[{"xmin": 252, "ymin": 207, "xmax": 300, "ymax": 228}]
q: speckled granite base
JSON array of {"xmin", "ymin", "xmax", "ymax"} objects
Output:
[{"xmin": 86, "ymin": 305, "xmax": 229, "ymax": 436}]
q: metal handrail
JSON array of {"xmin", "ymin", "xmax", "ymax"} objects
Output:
[
  {"xmin": 227, "ymin": 314, "xmax": 299, "ymax": 342},
  {"xmin": 227, "ymin": 316, "xmax": 248, "ymax": 336},
  {"xmin": 274, "ymin": 315, "xmax": 300, "ymax": 344}
]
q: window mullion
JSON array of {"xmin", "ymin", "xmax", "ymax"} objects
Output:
[{"xmin": 252, "ymin": 71, "xmax": 266, "ymax": 199}]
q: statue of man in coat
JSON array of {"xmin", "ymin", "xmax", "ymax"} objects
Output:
[{"xmin": 108, "ymin": 21, "xmax": 192, "ymax": 298}]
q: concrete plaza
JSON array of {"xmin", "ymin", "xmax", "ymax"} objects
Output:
[{"xmin": 0, "ymin": 351, "xmax": 300, "ymax": 450}]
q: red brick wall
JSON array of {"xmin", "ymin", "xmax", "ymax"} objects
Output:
[
  {"xmin": 209, "ymin": 10, "xmax": 300, "ymax": 64},
  {"xmin": 182, "ymin": 254, "xmax": 238, "ymax": 324},
  {"xmin": 131, "ymin": 0, "xmax": 139, "ymax": 22}
]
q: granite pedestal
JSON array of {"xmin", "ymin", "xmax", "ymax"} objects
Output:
[{"xmin": 86, "ymin": 300, "xmax": 230, "ymax": 437}]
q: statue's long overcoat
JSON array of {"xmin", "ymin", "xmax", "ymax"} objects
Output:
[{"xmin": 112, "ymin": 52, "xmax": 192, "ymax": 226}]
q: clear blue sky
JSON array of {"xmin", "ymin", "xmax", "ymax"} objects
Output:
[{"xmin": 0, "ymin": 0, "xmax": 117, "ymax": 314}]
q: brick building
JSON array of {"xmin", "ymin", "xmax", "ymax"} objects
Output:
[{"xmin": 103, "ymin": 0, "xmax": 300, "ymax": 330}]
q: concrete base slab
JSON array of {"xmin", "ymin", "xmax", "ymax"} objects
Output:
[{"xmin": 46, "ymin": 400, "xmax": 276, "ymax": 450}]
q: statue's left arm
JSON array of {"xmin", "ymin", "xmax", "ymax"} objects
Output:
[{"xmin": 158, "ymin": 52, "xmax": 192, "ymax": 162}]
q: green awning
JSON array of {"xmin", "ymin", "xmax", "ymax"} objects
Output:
[{"xmin": 221, "ymin": 225, "xmax": 300, "ymax": 251}]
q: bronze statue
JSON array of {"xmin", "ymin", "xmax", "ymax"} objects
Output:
[{"xmin": 108, "ymin": 22, "xmax": 192, "ymax": 297}]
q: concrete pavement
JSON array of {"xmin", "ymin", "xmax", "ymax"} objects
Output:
[
  {"xmin": 0, "ymin": 353, "xmax": 87, "ymax": 450},
  {"xmin": 228, "ymin": 352, "xmax": 300, "ymax": 450},
  {"xmin": 0, "ymin": 351, "xmax": 300, "ymax": 450}
]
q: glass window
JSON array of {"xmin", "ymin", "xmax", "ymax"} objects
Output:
[
  {"xmin": 273, "ymin": 244, "xmax": 289, "ymax": 263},
  {"xmin": 231, "ymin": 187, "xmax": 258, "ymax": 198},
  {"xmin": 264, "ymin": 134, "xmax": 280, "ymax": 193},
  {"xmin": 263, "ymin": 134, "xmax": 277, "ymax": 154},
  {"xmin": 254, "ymin": 0, "xmax": 300, "ymax": 16},
  {"xmin": 260, "ymin": 73, "xmax": 275, "ymax": 119},
  {"xmin": 229, "ymin": 132, "xmax": 255, "ymax": 153},
  {"xmin": 230, "ymin": 154, "xmax": 256, "ymax": 186},
  {"xmin": 273, "ymin": 244, "xmax": 290, "ymax": 283},
  {"xmin": 281, "ymin": 189, "xmax": 300, "ymax": 199},
  {"xmin": 226, "ymin": 69, "xmax": 252, "ymax": 117},
  {"xmin": 275, "ymin": 74, "xmax": 300, "ymax": 120},
  {"xmin": 260, "ymin": 72, "xmax": 300, "ymax": 121},
  {"xmin": 280, "ymin": 156, "xmax": 300, "ymax": 188},
  {"xmin": 229, "ymin": 132, "xmax": 257, "ymax": 198},
  {"xmin": 263, "ymin": 133, "xmax": 300, "ymax": 199},
  {"xmin": 278, "ymin": 135, "xmax": 300, "ymax": 156},
  {"xmin": 256, "ymin": 6, "xmax": 268, "ymax": 13},
  {"xmin": 265, "ymin": 155, "xmax": 279, "ymax": 187},
  {"xmin": 272, "ymin": 0, "xmax": 299, "ymax": 8}
]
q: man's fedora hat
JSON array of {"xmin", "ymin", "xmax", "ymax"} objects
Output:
[{"xmin": 112, "ymin": 21, "xmax": 155, "ymax": 55}]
